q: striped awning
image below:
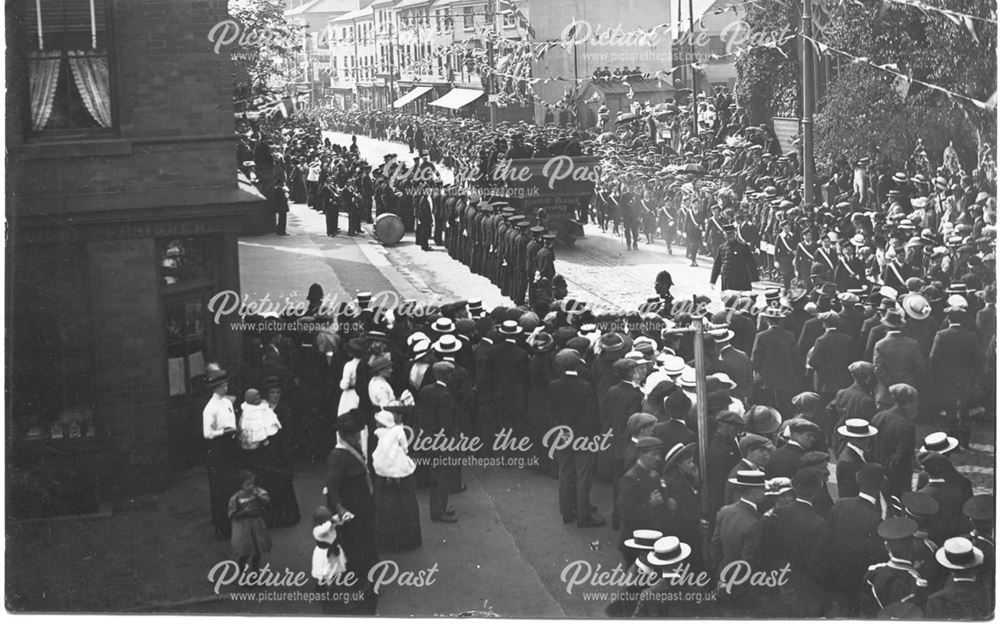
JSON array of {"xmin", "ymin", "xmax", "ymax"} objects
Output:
[
  {"xmin": 392, "ymin": 85, "xmax": 433, "ymax": 109},
  {"xmin": 428, "ymin": 88, "xmax": 484, "ymax": 110}
]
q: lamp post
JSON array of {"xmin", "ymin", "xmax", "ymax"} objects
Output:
[
  {"xmin": 485, "ymin": 0, "xmax": 498, "ymax": 129},
  {"xmin": 688, "ymin": 0, "xmax": 698, "ymax": 139},
  {"xmin": 801, "ymin": 0, "xmax": 816, "ymax": 204}
]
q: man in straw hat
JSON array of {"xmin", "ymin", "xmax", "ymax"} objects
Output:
[
  {"xmin": 835, "ymin": 418, "xmax": 878, "ymax": 499},
  {"xmin": 925, "ymin": 537, "xmax": 990, "ymax": 618},
  {"xmin": 710, "ymin": 469, "xmax": 767, "ymax": 598},
  {"xmin": 724, "ymin": 433, "xmax": 774, "ymax": 506},
  {"xmin": 633, "ymin": 536, "xmax": 698, "ymax": 617},
  {"xmin": 828, "ymin": 362, "xmax": 878, "ymax": 452}
]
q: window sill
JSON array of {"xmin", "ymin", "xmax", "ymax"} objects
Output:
[{"xmin": 14, "ymin": 137, "xmax": 133, "ymax": 160}]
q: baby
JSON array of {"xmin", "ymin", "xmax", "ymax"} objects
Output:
[
  {"xmin": 239, "ymin": 388, "xmax": 281, "ymax": 450},
  {"xmin": 372, "ymin": 408, "xmax": 416, "ymax": 480}
]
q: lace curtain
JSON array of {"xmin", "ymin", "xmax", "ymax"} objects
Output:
[
  {"xmin": 67, "ymin": 50, "xmax": 111, "ymax": 128},
  {"xmin": 29, "ymin": 51, "xmax": 62, "ymax": 130}
]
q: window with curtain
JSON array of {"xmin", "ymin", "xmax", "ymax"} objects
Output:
[{"xmin": 19, "ymin": 0, "xmax": 113, "ymax": 133}]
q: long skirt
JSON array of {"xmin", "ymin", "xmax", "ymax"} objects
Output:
[
  {"xmin": 207, "ymin": 437, "xmax": 238, "ymax": 538},
  {"xmin": 374, "ymin": 475, "xmax": 422, "ymax": 552},
  {"xmin": 231, "ymin": 516, "xmax": 272, "ymax": 559}
]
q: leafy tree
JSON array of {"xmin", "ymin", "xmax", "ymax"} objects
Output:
[{"xmin": 226, "ymin": 0, "xmax": 303, "ymax": 99}]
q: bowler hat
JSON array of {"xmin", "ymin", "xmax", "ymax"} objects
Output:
[{"xmin": 743, "ymin": 405, "xmax": 781, "ymax": 435}]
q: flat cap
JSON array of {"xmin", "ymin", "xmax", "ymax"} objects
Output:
[
  {"xmin": 738, "ymin": 433, "xmax": 773, "ymax": 456},
  {"xmin": 901, "ymin": 491, "xmax": 940, "ymax": 519}
]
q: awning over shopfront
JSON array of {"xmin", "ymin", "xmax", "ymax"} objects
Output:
[
  {"xmin": 392, "ymin": 85, "xmax": 433, "ymax": 109},
  {"xmin": 428, "ymin": 88, "xmax": 484, "ymax": 110}
]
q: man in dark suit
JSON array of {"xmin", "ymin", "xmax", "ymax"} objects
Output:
[
  {"xmin": 752, "ymin": 307, "xmax": 800, "ymax": 416},
  {"xmin": 807, "ymin": 312, "xmax": 854, "ymax": 405},
  {"xmin": 418, "ymin": 362, "xmax": 459, "ymax": 522},
  {"xmin": 715, "ymin": 330, "xmax": 753, "ymax": 403},
  {"xmin": 616, "ymin": 437, "xmax": 666, "ymax": 561},
  {"xmin": 725, "ymin": 433, "xmax": 774, "ymax": 505},
  {"xmin": 827, "ymin": 361, "xmax": 878, "ymax": 452},
  {"xmin": 485, "ymin": 321, "xmax": 529, "ymax": 436},
  {"xmin": 872, "ymin": 312, "xmax": 927, "ymax": 407},
  {"xmin": 705, "ymin": 410, "xmax": 745, "ymax": 525},
  {"xmin": 929, "ymin": 306, "xmax": 981, "ymax": 448},
  {"xmin": 925, "ymin": 537, "xmax": 991, "ymax": 619},
  {"xmin": 415, "ymin": 194, "xmax": 433, "ymax": 251},
  {"xmin": 710, "ymin": 470, "xmax": 766, "ymax": 589},
  {"xmin": 917, "ymin": 452, "xmax": 972, "ymax": 543},
  {"xmin": 548, "ymin": 349, "xmax": 605, "ymax": 527},
  {"xmin": 601, "ymin": 358, "xmax": 646, "ymax": 528},
  {"xmin": 761, "ymin": 469, "xmax": 834, "ymax": 588},
  {"xmin": 651, "ymin": 390, "xmax": 696, "ymax": 450},
  {"xmin": 835, "ymin": 418, "xmax": 878, "ymax": 499},
  {"xmin": 767, "ymin": 420, "xmax": 820, "ymax": 478},
  {"xmin": 830, "ymin": 463, "xmax": 888, "ymax": 615},
  {"xmin": 870, "ymin": 384, "xmax": 918, "ymax": 498}
]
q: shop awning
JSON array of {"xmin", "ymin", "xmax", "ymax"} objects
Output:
[
  {"xmin": 428, "ymin": 88, "xmax": 484, "ymax": 110},
  {"xmin": 392, "ymin": 85, "xmax": 433, "ymax": 109}
]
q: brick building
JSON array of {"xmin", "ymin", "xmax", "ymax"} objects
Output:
[{"xmin": 6, "ymin": 0, "xmax": 263, "ymax": 517}]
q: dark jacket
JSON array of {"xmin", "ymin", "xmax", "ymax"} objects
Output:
[
  {"xmin": 929, "ymin": 324, "xmax": 981, "ymax": 404},
  {"xmin": 870, "ymin": 405, "xmax": 916, "ymax": 497},
  {"xmin": 547, "ymin": 372, "xmax": 601, "ymax": 437},
  {"xmin": 808, "ymin": 328, "xmax": 854, "ymax": 393},
  {"xmin": 752, "ymin": 325, "xmax": 800, "ymax": 391}
]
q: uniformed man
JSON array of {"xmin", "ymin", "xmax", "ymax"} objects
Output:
[
  {"xmin": 525, "ymin": 226, "xmax": 545, "ymax": 304},
  {"xmin": 536, "ymin": 233, "xmax": 557, "ymax": 282},
  {"xmin": 775, "ymin": 220, "xmax": 797, "ymax": 291},
  {"xmin": 710, "ymin": 223, "xmax": 759, "ymax": 291},
  {"xmin": 860, "ymin": 517, "xmax": 928, "ymax": 617},
  {"xmin": 513, "ymin": 220, "xmax": 532, "ymax": 305},
  {"xmin": 794, "ymin": 229, "xmax": 817, "ymax": 285},
  {"xmin": 899, "ymin": 491, "xmax": 948, "ymax": 594}
]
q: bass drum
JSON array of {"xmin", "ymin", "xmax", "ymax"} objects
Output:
[{"xmin": 374, "ymin": 213, "xmax": 405, "ymax": 246}]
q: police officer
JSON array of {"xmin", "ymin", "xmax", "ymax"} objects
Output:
[
  {"xmin": 710, "ymin": 223, "xmax": 759, "ymax": 291},
  {"xmin": 536, "ymin": 233, "xmax": 557, "ymax": 283}
]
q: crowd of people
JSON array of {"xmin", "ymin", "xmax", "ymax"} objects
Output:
[{"xmin": 222, "ymin": 94, "xmax": 997, "ymax": 616}]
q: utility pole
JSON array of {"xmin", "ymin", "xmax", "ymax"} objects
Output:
[
  {"xmin": 801, "ymin": 0, "xmax": 816, "ymax": 204},
  {"xmin": 688, "ymin": 0, "xmax": 698, "ymax": 139},
  {"xmin": 485, "ymin": 0, "xmax": 497, "ymax": 129}
]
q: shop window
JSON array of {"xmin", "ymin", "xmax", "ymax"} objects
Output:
[
  {"xmin": 159, "ymin": 237, "xmax": 209, "ymax": 286},
  {"xmin": 164, "ymin": 295, "xmax": 209, "ymax": 397}
]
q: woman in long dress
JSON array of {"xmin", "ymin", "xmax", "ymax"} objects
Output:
[
  {"xmin": 323, "ymin": 410, "xmax": 378, "ymax": 614},
  {"xmin": 368, "ymin": 354, "xmax": 421, "ymax": 552},
  {"xmin": 259, "ymin": 380, "xmax": 300, "ymax": 527}
]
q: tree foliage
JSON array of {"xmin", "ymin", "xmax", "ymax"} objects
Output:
[
  {"xmin": 737, "ymin": 0, "xmax": 996, "ymax": 163},
  {"xmin": 227, "ymin": 0, "xmax": 303, "ymax": 98}
]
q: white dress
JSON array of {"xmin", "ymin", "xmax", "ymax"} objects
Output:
[
  {"xmin": 373, "ymin": 419, "xmax": 416, "ymax": 479},
  {"xmin": 238, "ymin": 402, "xmax": 281, "ymax": 450},
  {"xmin": 311, "ymin": 521, "xmax": 347, "ymax": 583},
  {"xmin": 337, "ymin": 358, "xmax": 360, "ymax": 416}
]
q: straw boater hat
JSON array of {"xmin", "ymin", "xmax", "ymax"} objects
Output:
[
  {"xmin": 623, "ymin": 529, "xmax": 663, "ymax": 551},
  {"xmin": 837, "ymin": 418, "xmax": 878, "ymax": 438},
  {"xmin": 662, "ymin": 442, "xmax": 696, "ymax": 472},
  {"xmin": 935, "ymin": 537, "xmax": 984, "ymax": 570},
  {"xmin": 645, "ymin": 536, "xmax": 692, "ymax": 569},
  {"xmin": 920, "ymin": 431, "xmax": 959, "ymax": 454},
  {"xmin": 728, "ymin": 469, "xmax": 766, "ymax": 487}
]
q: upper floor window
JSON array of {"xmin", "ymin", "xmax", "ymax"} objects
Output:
[
  {"xmin": 463, "ymin": 6, "xmax": 475, "ymax": 30},
  {"xmin": 19, "ymin": 0, "xmax": 113, "ymax": 133}
]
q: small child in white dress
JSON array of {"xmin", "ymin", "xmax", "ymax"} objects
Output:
[
  {"xmin": 372, "ymin": 408, "xmax": 416, "ymax": 479},
  {"xmin": 311, "ymin": 506, "xmax": 348, "ymax": 585},
  {"xmin": 239, "ymin": 388, "xmax": 281, "ymax": 450}
]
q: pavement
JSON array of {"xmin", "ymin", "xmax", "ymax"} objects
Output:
[{"xmin": 6, "ymin": 132, "xmax": 993, "ymax": 615}]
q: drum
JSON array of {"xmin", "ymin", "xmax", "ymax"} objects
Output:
[{"xmin": 374, "ymin": 213, "xmax": 405, "ymax": 246}]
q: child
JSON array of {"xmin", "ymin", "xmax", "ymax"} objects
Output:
[
  {"xmin": 239, "ymin": 388, "xmax": 281, "ymax": 451},
  {"xmin": 228, "ymin": 470, "xmax": 272, "ymax": 570},
  {"xmin": 311, "ymin": 506, "xmax": 348, "ymax": 586}
]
